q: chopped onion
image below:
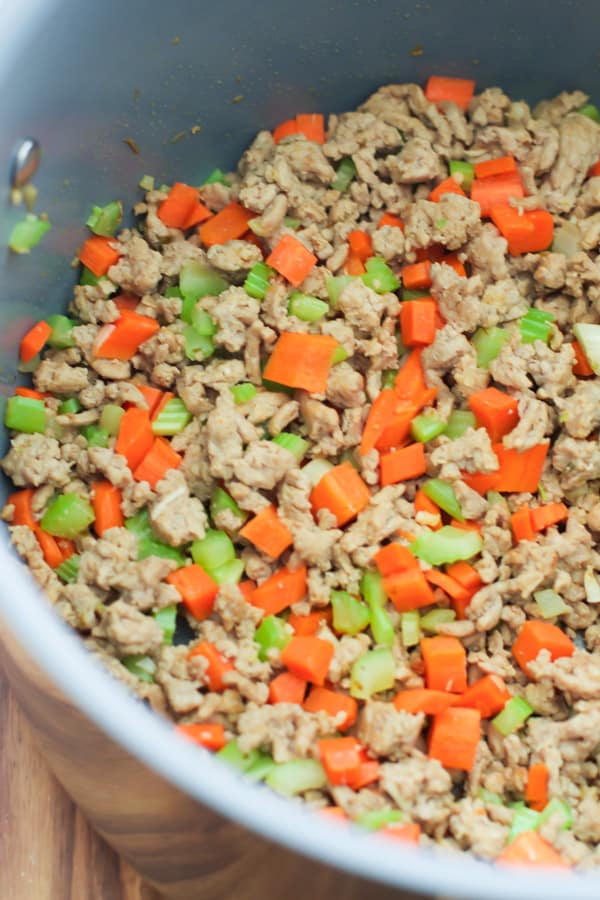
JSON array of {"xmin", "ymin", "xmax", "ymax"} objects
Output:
[
  {"xmin": 584, "ymin": 568, "xmax": 600, "ymax": 604},
  {"xmin": 573, "ymin": 323, "xmax": 600, "ymax": 375},
  {"xmin": 552, "ymin": 221, "xmax": 581, "ymax": 259},
  {"xmin": 301, "ymin": 458, "xmax": 333, "ymax": 488},
  {"xmin": 534, "ymin": 589, "xmax": 569, "ymax": 618}
]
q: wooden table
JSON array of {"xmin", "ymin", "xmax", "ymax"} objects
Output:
[{"xmin": 0, "ymin": 669, "xmax": 161, "ymax": 900}]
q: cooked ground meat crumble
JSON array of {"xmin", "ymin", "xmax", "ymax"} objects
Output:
[{"xmin": 5, "ymin": 78, "xmax": 600, "ymax": 868}]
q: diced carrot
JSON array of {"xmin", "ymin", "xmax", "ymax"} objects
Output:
[
  {"xmin": 401, "ymin": 260, "xmax": 432, "ymax": 291},
  {"xmin": 459, "ymin": 675, "xmax": 511, "ymax": 719},
  {"xmin": 589, "ymin": 159, "xmax": 600, "ymax": 179},
  {"xmin": 414, "ymin": 488, "xmax": 442, "ymax": 529},
  {"xmin": 393, "ymin": 348, "xmax": 430, "ymax": 405},
  {"xmin": 445, "ymin": 561, "xmax": 482, "ymax": 594},
  {"xmin": 14, "ymin": 387, "xmax": 46, "ymax": 400},
  {"xmin": 530, "ymin": 502, "xmax": 568, "ymax": 534},
  {"xmin": 429, "ymin": 177, "xmax": 466, "ymax": 203},
  {"xmin": 474, "ymin": 156, "xmax": 518, "ymax": 180},
  {"xmin": 470, "ymin": 172, "xmax": 525, "ymax": 218},
  {"xmin": 393, "ymin": 688, "xmax": 457, "ymax": 716},
  {"xmin": 263, "ymin": 331, "xmax": 337, "ymax": 393},
  {"xmin": 281, "ymin": 636, "xmax": 334, "ymax": 686},
  {"xmin": 198, "ymin": 201, "xmax": 255, "ymax": 247},
  {"xmin": 94, "ymin": 311, "xmax": 160, "ymax": 361},
  {"xmin": 168, "ymin": 564, "xmax": 219, "ymax": 621},
  {"xmin": 268, "ymin": 671, "xmax": 307, "ymax": 705},
  {"xmin": 468, "ymin": 387, "xmax": 519, "ymax": 443},
  {"xmin": 250, "ymin": 565, "xmax": 308, "ymax": 616},
  {"xmin": 188, "ymin": 641, "xmax": 234, "ymax": 692},
  {"xmin": 513, "ymin": 620, "xmax": 575, "ymax": 678},
  {"xmin": 310, "ymin": 461, "xmax": 371, "ymax": 527},
  {"xmin": 273, "ymin": 118, "xmax": 299, "ymax": 143},
  {"xmin": 379, "ymin": 212, "xmax": 404, "ymax": 230},
  {"xmin": 303, "ymin": 686, "xmax": 358, "ymax": 731},
  {"xmin": 490, "ymin": 204, "xmax": 554, "ymax": 255},
  {"xmin": 133, "ymin": 437, "xmax": 182, "ymax": 488},
  {"xmin": 416, "ymin": 244, "xmax": 446, "ymax": 263},
  {"xmin": 266, "ymin": 233, "xmax": 318, "ymax": 287},
  {"xmin": 132, "ymin": 383, "xmax": 164, "ymax": 417},
  {"xmin": 424, "ymin": 569, "xmax": 471, "ymax": 604},
  {"xmin": 347, "ymin": 229, "xmax": 373, "ymax": 261},
  {"xmin": 360, "ymin": 389, "xmax": 400, "ymax": 455},
  {"xmin": 8, "ymin": 489, "xmax": 36, "ymax": 528},
  {"xmin": 91, "ymin": 481, "xmax": 124, "ymax": 536},
  {"xmin": 239, "ymin": 504, "xmax": 293, "ymax": 558},
  {"xmin": 79, "ymin": 235, "xmax": 121, "ymax": 277},
  {"xmin": 177, "ymin": 723, "xmax": 226, "ymax": 751},
  {"xmin": 511, "ymin": 505, "xmax": 535, "ymax": 543},
  {"xmin": 449, "ymin": 519, "xmax": 482, "ymax": 533},
  {"xmin": 441, "ymin": 252, "xmax": 467, "ymax": 278},
  {"xmin": 379, "ymin": 823, "xmax": 421, "ymax": 844},
  {"xmin": 421, "ymin": 636, "xmax": 467, "ymax": 693},
  {"xmin": 400, "ymin": 299, "xmax": 437, "ymax": 347},
  {"xmin": 572, "ymin": 340, "xmax": 595, "ymax": 377},
  {"xmin": 374, "ymin": 542, "xmax": 419, "ymax": 576},
  {"xmin": 380, "ymin": 443, "xmax": 427, "ymax": 486},
  {"xmin": 237, "ymin": 580, "xmax": 256, "ymax": 602},
  {"xmin": 115, "ymin": 407, "xmax": 154, "ymax": 471},
  {"xmin": 461, "ymin": 443, "xmax": 550, "ymax": 496},
  {"xmin": 375, "ymin": 406, "xmax": 419, "ymax": 453},
  {"xmin": 288, "ymin": 609, "xmax": 332, "ymax": 635},
  {"xmin": 55, "ymin": 538, "xmax": 76, "ymax": 561},
  {"xmin": 344, "ymin": 252, "xmax": 366, "ymax": 276},
  {"xmin": 347, "ymin": 750, "xmax": 380, "ymax": 790},
  {"xmin": 318, "ymin": 737, "xmax": 363, "ymax": 785},
  {"xmin": 425, "ymin": 75, "xmax": 475, "ymax": 111},
  {"xmin": 525, "ymin": 763, "xmax": 550, "ymax": 813},
  {"xmin": 157, "ymin": 182, "xmax": 211, "ymax": 229},
  {"xmin": 20, "ymin": 320, "xmax": 52, "ymax": 363},
  {"xmin": 383, "ymin": 567, "xmax": 435, "ymax": 612},
  {"xmin": 35, "ymin": 528, "xmax": 65, "ymax": 569},
  {"xmin": 149, "ymin": 390, "xmax": 175, "ymax": 424},
  {"xmin": 113, "ymin": 293, "xmax": 140, "ymax": 313},
  {"xmin": 183, "ymin": 201, "xmax": 213, "ymax": 229},
  {"xmin": 497, "ymin": 832, "xmax": 568, "ymax": 869},
  {"xmin": 295, "ymin": 113, "xmax": 326, "ymax": 144},
  {"xmin": 428, "ymin": 707, "xmax": 481, "ymax": 771}
]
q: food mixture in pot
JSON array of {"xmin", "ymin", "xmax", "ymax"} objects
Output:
[{"xmin": 5, "ymin": 76, "xmax": 600, "ymax": 868}]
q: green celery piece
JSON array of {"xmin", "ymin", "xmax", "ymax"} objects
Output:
[
  {"xmin": 449, "ymin": 160, "xmax": 475, "ymax": 192},
  {"xmin": 183, "ymin": 325, "xmax": 215, "ymax": 361},
  {"xmin": 125, "ymin": 508, "xmax": 153, "ymax": 538},
  {"xmin": 266, "ymin": 759, "xmax": 327, "ymax": 796},
  {"xmin": 137, "ymin": 537, "xmax": 186, "ymax": 566},
  {"xmin": 58, "ymin": 397, "xmax": 81, "ymax": 415},
  {"xmin": 520, "ymin": 308, "xmax": 554, "ymax": 345},
  {"xmin": 154, "ymin": 604, "xmax": 178, "ymax": 644},
  {"xmin": 509, "ymin": 808, "xmax": 541, "ymax": 843},
  {"xmin": 122, "ymin": 655, "xmax": 156, "ymax": 684},
  {"xmin": 5, "ymin": 396, "xmax": 45, "ymax": 434},
  {"xmin": 56, "ymin": 554, "xmax": 80, "ymax": 584},
  {"xmin": 207, "ymin": 558, "xmax": 245, "ymax": 585},
  {"xmin": 369, "ymin": 604, "xmax": 395, "ymax": 647},
  {"xmin": 379, "ymin": 369, "xmax": 397, "ymax": 390},
  {"xmin": 492, "ymin": 696, "xmax": 533, "ymax": 736},
  {"xmin": 411, "ymin": 525, "xmax": 482, "ymax": 565},
  {"xmin": 164, "ymin": 285, "xmax": 182, "ymax": 299},
  {"xmin": 534, "ymin": 589, "xmax": 569, "ymax": 619},
  {"xmin": 423, "ymin": 479, "xmax": 464, "ymax": 522},
  {"xmin": 420, "ymin": 609, "xmax": 456, "ymax": 633},
  {"xmin": 86, "ymin": 200, "xmax": 122, "ymax": 237},
  {"xmin": 217, "ymin": 739, "xmax": 262, "ymax": 771},
  {"xmin": 191, "ymin": 529, "xmax": 235, "ymax": 570},
  {"xmin": 355, "ymin": 808, "xmax": 405, "ymax": 831},
  {"xmin": 80, "ymin": 266, "xmax": 105, "ymax": 286},
  {"xmin": 472, "ymin": 327, "xmax": 509, "ymax": 369},
  {"xmin": 331, "ymin": 157, "xmax": 357, "ymax": 192},
  {"xmin": 254, "ymin": 615, "xmax": 291, "ymax": 661},
  {"xmin": 340, "ymin": 448, "xmax": 359, "ymax": 470},
  {"xmin": 401, "ymin": 611, "xmax": 421, "ymax": 648},
  {"xmin": 572, "ymin": 323, "xmax": 600, "ymax": 375},
  {"xmin": 326, "ymin": 275, "xmax": 355, "ymax": 306},
  {"xmin": 46, "ymin": 314, "xmax": 76, "ymax": 350},
  {"xmin": 478, "ymin": 788, "xmax": 503, "ymax": 806},
  {"xmin": 272, "ymin": 432, "xmax": 310, "ymax": 461},
  {"xmin": 283, "ymin": 216, "xmax": 301, "ymax": 230},
  {"xmin": 361, "ymin": 573, "xmax": 395, "ymax": 646},
  {"xmin": 210, "ymin": 487, "xmax": 246, "ymax": 526},
  {"xmin": 288, "ymin": 292, "xmax": 329, "ymax": 323},
  {"xmin": 577, "ymin": 103, "xmax": 600, "ymax": 123},
  {"xmin": 230, "ymin": 383, "xmax": 257, "ymax": 405},
  {"xmin": 486, "ymin": 490, "xmax": 504, "ymax": 506},
  {"xmin": 190, "ymin": 307, "xmax": 218, "ymax": 336},
  {"xmin": 538, "ymin": 798, "xmax": 573, "ymax": 830},
  {"xmin": 203, "ymin": 168, "xmax": 228, "ymax": 185},
  {"xmin": 331, "ymin": 590, "xmax": 371, "ymax": 635},
  {"xmin": 350, "ymin": 648, "xmax": 395, "ymax": 699},
  {"xmin": 411, "ymin": 413, "xmax": 446, "ymax": 443},
  {"xmin": 331, "ymin": 343, "xmax": 349, "ymax": 365},
  {"xmin": 152, "ymin": 398, "xmax": 192, "ymax": 436},
  {"xmin": 244, "ymin": 752, "xmax": 276, "ymax": 783},
  {"xmin": 261, "ymin": 375, "xmax": 295, "ymax": 395},
  {"xmin": 9, "ymin": 215, "xmax": 51, "ymax": 254},
  {"xmin": 180, "ymin": 262, "xmax": 228, "ymax": 303},
  {"xmin": 445, "ymin": 410, "xmax": 476, "ymax": 440},
  {"xmin": 138, "ymin": 174, "xmax": 155, "ymax": 191},
  {"xmin": 81, "ymin": 425, "xmax": 110, "ymax": 448},
  {"xmin": 100, "ymin": 404, "xmax": 125, "ymax": 436},
  {"xmin": 402, "ymin": 288, "xmax": 429, "ymax": 301},
  {"xmin": 360, "ymin": 571, "xmax": 386, "ymax": 607},
  {"xmin": 41, "ymin": 493, "xmax": 95, "ymax": 539},
  {"xmin": 362, "ymin": 257, "xmax": 400, "ymax": 293},
  {"xmin": 244, "ymin": 262, "xmax": 275, "ymax": 300}
]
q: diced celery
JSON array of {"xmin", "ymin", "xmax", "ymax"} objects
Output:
[
  {"xmin": 139, "ymin": 174, "xmax": 155, "ymax": 191},
  {"xmin": 492, "ymin": 696, "xmax": 533, "ymax": 736},
  {"xmin": 478, "ymin": 788, "xmax": 503, "ymax": 806},
  {"xmin": 191, "ymin": 529, "xmax": 235, "ymax": 570},
  {"xmin": 56, "ymin": 554, "xmax": 80, "ymax": 584},
  {"xmin": 362, "ymin": 257, "xmax": 400, "ymax": 293},
  {"xmin": 124, "ymin": 508, "xmax": 153, "ymax": 538},
  {"xmin": 265, "ymin": 758, "xmax": 327, "ymax": 796},
  {"xmin": 326, "ymin": 275, "xmax": 355, "ymax": 306},
  {"xmin": 411, "ymin": 526, "xmax": 482, "ymax": 565},
  {"xmin": 486, "ymin": 490, "xmax": 504, "ymax": 507},
  {"xmin": 100, "ymin": 403, "xmax": 125, "ymax": 436},
  {"xmin": 401, "ymin": 610, "xmax": 421, "ymax": 648},
  {"xmin": 154, "ymin": 604, "xmax": 178, "ymax": 644},
  {"xmin": 411, "ymin": 413, "xmax": 446, "ymax": 443},
  {"xmin": 420, "ymin": 609, "xmax": 456, "ymax": 633},
  {"xmin": 288, "ymin": 292, "xmax": 329, "ymax": 322},
  {"xmin": 331, "ymin": 157, "xmax": 357, "ymax": 192},
  {"xmin": 538, "ymin": 798, "xmax": 573, "ymax": 830},
  {"xmin": 9, "ymin": 214, "xmax": 51, "ymax": 254},
  {"xmin": 340, "ymin": 448, "xmax": 359, "ymax": 470},
  {"xmin": 261, "ymin": 375, "xmax": 295, "ymax": 395},
  {"xmin": 472, "ymin": 327, "xmax": 509, "ymax": 368},
  {"xmin": 81, "ymin": 425, "xmax": 110, "ymax": 447},
  {"xmin": 381, "ymin": 369, "xmax": 399, "ymax": 389},
  {"xmin": 86, "ymin": 200, "xmax": 122, "ymax": 237},
  {"xmin": 272, "ymin": 432, "xmax": 310, "ymax": 461},
  {"xmin": 520, "ymin": 308, "xmax": 554, "ymax": 345},
  {"xmin": 449, "ymin": 160, "xmax": 475, "ymax": 192},
  {"xmin": 46, "ymin": 314, "xmax": 76, "ymax": 350},
  {"xmin": 210, "ymin": 487, "xmax": 246, "ymax": 527},
  {"xmin": 283, "ymin": 216, "xmax": 301, "ymax": 230},
  {"xmin": 254, "ymin": 615, "xmax": 291, "ymax": 661},
  {"xmin": 137, "ymin": 537, "xmax": 186, "ymax": 566},
  {"xmin": 369, "ymin": 604, "xmax": 395, "ymax": 647},
  {"xmin": 152, "ymin": 398, "xmax": 192, "ymax": 435},
  {"xmin": 230, "ymin": 383, "xmax": 257, "ymax": 405},
  {"xmin": 534, "ymin": 589, "xmax": 569, "ymax": 619},
  {"xmin": 402, "ymin": 289, "xmax": 429, "ymax": 301},
  {"xmin": 509, "ymin": 808, "xmax": 541, "ymax": 843},
  {"xmin": 41, "ymin": 493, "xmax": 95, "ymax": 538},
  {"xmin": 360, "ymin": 571, "xmax": 386, "ymax": 608},
  {"xmin": 302, "ymin": 458, "xmax": 334, "ymax": 488},
  {"xmin": 191, "ymin": 307, "xmax": 218, "ymax": 336},
  {"xmin": 207, "ymin": 558, "xmax": 245, "ymax": 585},
  {"xmin": 5, "ymin": 396, "xmax": 46, "ymax": 434},
  {"xmin": 183, "ymin": 325, "xmax": 215, "ymax": 361},
  {"xmin": 573, "ymin": 323, "xmax": 600, "ymax": 375},
  {"xmin": 164, "ymin": 285, "xmax": 182, "ymax": 299},
  {"xmin": 80, "ymin": 266, "xmax": 105, "ymax": 286},
  {"xmin": 578, "ymin": 103, "xmax": 600, "ymax": 123},
  {"xmin": 203, "ymin": 168, "xmax": 228, "ymax": 185},
  {"xmin": 355, "ymin": 808, "xmax": 405, "ymax": 831},
  {"xmin": 331, "ymin": 590, "xmax": 371, "ymax": 635},
  {"xmin": 244, "ymin": 262, "xmax": 275, "ymax": 300},
  {"xmin": 331, "ymin": 343, "xmax": 350, "ymax": 364},
  {"xmin": 217, "ymin": 739, "xmax": 262, "ymax": 771},
  {"xmin": 180, "ymin": 262, "xmax": 228, "ymax": 302},
  {"xmin": 445, "ymin": 409, "xmax": 476, "ymax": 439},
  {"xmin": 350, "ymin": 648, "xmax": 395, "ymax": 699},
  {"xmin": 122, "ymin": 654, "xmax": 156, "ymax": 684},
  {"xmin": 423, "ymin": 479, "xmax": 464, "ymax": 522},
  {"xmin": 58, "ymin": 397, "xmax": 81, "ymax": 415},
  {"xmin": 245, "ymin": 752, "xmax": 276, "ymax": 783}
]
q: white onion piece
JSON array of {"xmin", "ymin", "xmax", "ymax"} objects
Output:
[
  {"xmin": 552, "ymin": 222, "xmax": 581, "ymax": 259},
  {"xmin": 301, "ymin": 458, "xmax": 334, "ymax": 488},
  {"xmin": 573, "ymin": 323, "xmax": 600, "ymax": 375},
  {"xmin": 584, "ymin": 568, "xmax": 600, "ymax": 604}
]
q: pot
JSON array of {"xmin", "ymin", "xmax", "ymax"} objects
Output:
[{"xmin": 1, "ymin": 1, "xmax": 598, "ymax": 897}]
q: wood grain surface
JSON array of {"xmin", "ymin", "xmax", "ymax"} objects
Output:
[{"xmin": 0, "ymin": 667, "xmax": 161, "ymax": 900}]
